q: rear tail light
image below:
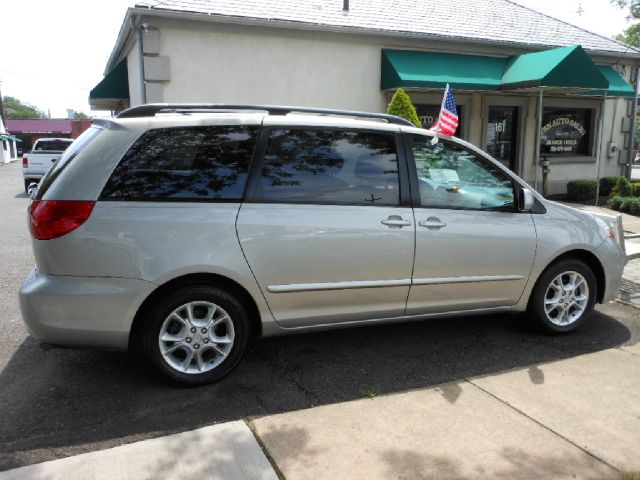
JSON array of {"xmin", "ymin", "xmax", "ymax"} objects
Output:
[
  {"xmin": 22, "ymin": 157, "xmax": 28, "ymax": 168},
  {"xmin": 28, "ymin": 200, "xmax": 95, "ymax": 240}
]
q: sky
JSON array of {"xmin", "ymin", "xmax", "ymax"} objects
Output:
[{"xmin": 0, "ymin": 0, "xmax": 636, "ymax": 118}]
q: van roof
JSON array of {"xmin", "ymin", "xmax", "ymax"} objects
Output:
[{"xmin": 116, "ymin": 103, "xmax": 415, "ymax": 127}]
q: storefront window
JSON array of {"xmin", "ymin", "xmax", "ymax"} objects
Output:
[
  {"xmin": 541, "ymin": 108, "xmax": 592, "ymax": 156},
  {"xmin": 415, "ymin": 104, "xmax": 463, "ymax": 136}
]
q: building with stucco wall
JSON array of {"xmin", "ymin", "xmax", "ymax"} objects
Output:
[
  {"xmin": 0, "ymin": 116, "xmax": 19, "ymax": 164},
  {"xmin": 90, "ymin": 0, "xmax": 640, "ymax": 194}
]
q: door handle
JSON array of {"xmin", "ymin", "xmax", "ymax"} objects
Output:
[
  {"xmin": 381, "ymin": 215, "xmax": 412, "ymax": 228},
  {"xmin": 418, "ymin": 217, "xmax": 448, "ymax": 229}
]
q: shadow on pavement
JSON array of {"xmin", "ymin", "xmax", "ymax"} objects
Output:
[{"xmin": 0, "ymin": 309, "xmax": 631, "ymax": 470}]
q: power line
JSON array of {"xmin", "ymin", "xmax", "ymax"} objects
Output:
[{"xmin": 0, "ymin": 68, "xmax": 91, "ymax": 91}]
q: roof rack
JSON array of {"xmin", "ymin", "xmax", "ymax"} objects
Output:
[{"xmin": 116, "ymin": 103, "xmax": 415, "ymax": 127}]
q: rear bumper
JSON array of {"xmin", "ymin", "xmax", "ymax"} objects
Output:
[
  {"xmin": 19, "ymin": 268, "xmax": 156, "ymax": 350},
  {"xmin": 23, "ymin": 175, "xmax": 44, "ymax": 182}
]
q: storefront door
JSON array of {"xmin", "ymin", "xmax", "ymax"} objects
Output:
[{"xmin": 486, "ymin": 106, "xmax": 519, "ymax": 171}]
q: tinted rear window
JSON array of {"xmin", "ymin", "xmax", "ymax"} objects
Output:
[
  {"xmin": 101, "ymin": 126, "xmax": 258, "ymax": 201},
  {"xmin": 34, "ymin": 140, "xmax": 73, "ymax": 152},
  {"xmin": 36, "ymin": 127, "xmax": 103, "ymax": 200}
]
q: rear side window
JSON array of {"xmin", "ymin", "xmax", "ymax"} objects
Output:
[
  {"xmin": 259, "ymin": 129, "xmax": 399, "ymax": 206},
  {"xmin": 34, "ymin": 140, "xmax": 73, "ymax": 152},
  {"xmin": 36, "ymin": 127, "xmax": 103, "ymax": 200},
  {"xmin": 101, "ymin": 126, "xmax": 257, "ymax": 201}
]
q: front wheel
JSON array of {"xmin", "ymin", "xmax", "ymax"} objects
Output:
[
  {"xmin": 142, "ymin": 285, "xmax": 250, "ymax": 385},
  {"xmin": 527, "ymin": 259, "xmax": 597, "ymax": 333}
]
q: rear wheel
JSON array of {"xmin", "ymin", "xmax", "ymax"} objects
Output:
[
  {"xmin": 528, "ymin": 259, "xmax": 597, "ymax": 333},
  {"xmin": 142, "ymin": 285, "xmax": 250, "ymax": 385}
]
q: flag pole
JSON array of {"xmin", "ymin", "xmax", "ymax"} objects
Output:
[{"xmin": 438, "ymin": 83, "xmax": 449, "ymax": 126}]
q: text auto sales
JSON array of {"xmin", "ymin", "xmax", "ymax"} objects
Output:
[{"xmin": 541, "ymin": 117, "xmax": 586, "ymax": 153}]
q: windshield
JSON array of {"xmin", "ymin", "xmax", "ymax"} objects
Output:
[{"xmin": 35, "ymin": 127, "xmax": 103, "ymax": 200}]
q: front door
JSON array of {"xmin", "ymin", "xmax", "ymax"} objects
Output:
[
  {"xmin": 237, "ymin": 127, "xmax": 415, "ymax": 328},
  {"xmin": 406, "ymin": 134, "xmax": 537, "ymax": 315},
  {"xmin": 486, "ymin": 106, "xmax": 519, "ymax": 172}
]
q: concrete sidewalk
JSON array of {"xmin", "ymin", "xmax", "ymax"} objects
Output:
[
  {"xmin": 0, "ymin": 422, "xmax": 279, "ymax": 480},
  {"xmin": 3, "ymin": 343, "xmax": 639, "ymax": 480},
  {"xmin": 562, "ymin": 202, "xmax": 640, "ymax": 235},
  {"xmin": 253, "ymin": 344, "xmax": 640, "ymax": 480}
]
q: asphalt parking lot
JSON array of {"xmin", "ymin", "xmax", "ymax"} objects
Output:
[{"xmin": 1, "ymin": 160, "xmax": 639, "ymax": 472}]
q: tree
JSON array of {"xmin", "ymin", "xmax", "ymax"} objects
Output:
[
  {"xmin": 2, "ymin": 96, "xmax": 46, "ymax": 119},
  {"xmin": 611, "ymin": 1, "xmax": 640, "ymax": 46},
  {"xmin": 616, "ymin": 23, "xmax": 640, "ymax": 47},
  {"xmin": 611, "ymin": 0, "xmax": 640, "ymax": 18},
  {"xmin": 387, "ymin": 88, "xmax": 422, "ymax": 128},
  {"xmin": 74, "ymin": 111, "xmax": 90, "ymax": 120}
]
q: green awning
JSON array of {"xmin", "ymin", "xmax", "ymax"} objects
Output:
[
  {"xmin": 381, "ymin": 45, "xmax": 634, "ymax": 97},
  {"xmin": 0, "ymin": 134, "xmax": 21, "ymax": 142},
  {"xmin": 382, "ymin": 49, "xmax": 504, "ymax": 91},
  {"xmin": 500, "ymin": 45, "xmax": 608, "ymax": 90},
  {"xmin": 587, "ymin": 65, "xmax": 636, "ymax": 97},
  {"xmin": 89, "ymin": 60, "xmax": 129, "ymax": 110}
]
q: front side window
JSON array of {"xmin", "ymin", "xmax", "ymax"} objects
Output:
[
  {"xmin": 102, "ymin": 126, "xmax": 258, "ymax": 200},
  {"xmin": 410, "ymin": 135, "xmax": 514, "ymax": 211},
  {"xmin": 541, "ymin": 108, "xmax": 593, "ymax": 156},
  {"xmin": 259, "ymin": 129, "xmax": 399, "ymax": 206}
]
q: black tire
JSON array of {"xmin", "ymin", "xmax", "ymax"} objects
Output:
[
  {"xmin": 142, "ymin": 285, "xmax": 250, "ymax": 385},
  {"xmin": 527, "ymin": 259, "xmax": 597, "ymax": 333}
]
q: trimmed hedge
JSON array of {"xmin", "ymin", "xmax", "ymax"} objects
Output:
[
  {"xmin": 599, "ymin": 176, "xmax": 619, "ymax": 196},
  {"xmin": 609, "ymin": 196, "xmax": 640, "ymax": 215},
  {"xmin": 567, "ymin": 180, "xmax": 597, "ymax": 201},
  {"xmin": 608, "ymin": 196, "xmax": 624, "ymax": 210},
  {"xmin": 566, "ymin": 176, "xmax": 639, "ymax": 201}
]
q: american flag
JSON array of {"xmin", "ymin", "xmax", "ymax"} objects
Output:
[{"xmin": 431, "ymin": 84, "xmax": 458, "ymax": 136}]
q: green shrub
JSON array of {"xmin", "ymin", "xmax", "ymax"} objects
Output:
[
  {"xmin": 387, "ymin": 88, "xmax": 422, "ymax": 128},
  {"xmin": 608, "ymin": 196, "xmax": 624, "ymax": 210},
  {"xmin": 611, "ymin": 196, "xmax": 640, "ymax": 215},
  {"xmin": 622, "ymin": 197, "xmax": 640, "ymax": 215},
  {"xmin": 599, "ymin": 176, "xmax": 619, "ymax": 196},
  {"xmin": 611, "ymin": 176, "xmax": 634, "ymax": 197},
  {"xmin": 630, "ymin": 178, "xmax": 640, "ymax": 184},
  {"xmin": 566, "ymin": 180, "xmax": 597, "ymax": 201}
]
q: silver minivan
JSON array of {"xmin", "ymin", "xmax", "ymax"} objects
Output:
[{"xmin": 20, "ymin": 105, "xmax": 625, "ymax": 385}]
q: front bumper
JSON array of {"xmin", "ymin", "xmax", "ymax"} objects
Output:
[
  {"xmin": 19, "ymin": 268, "xmax": 156, "ymax": 350},
  {"xmin": 594, "ymin": 239, "xmax": 625, "ymax": 304}
]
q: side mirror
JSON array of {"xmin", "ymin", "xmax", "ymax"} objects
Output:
[{"xmin": 518, "ymin": 187, "xmax": 534, "ymax": 212}]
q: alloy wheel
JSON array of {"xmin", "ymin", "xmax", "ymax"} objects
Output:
[
  {"xmin": 543, "ymin": 271, "xmax": 589, "ymax": 326},
  {"xmin": 158, "ymin": 301, "xmax": 235, "ymax": 374}
]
